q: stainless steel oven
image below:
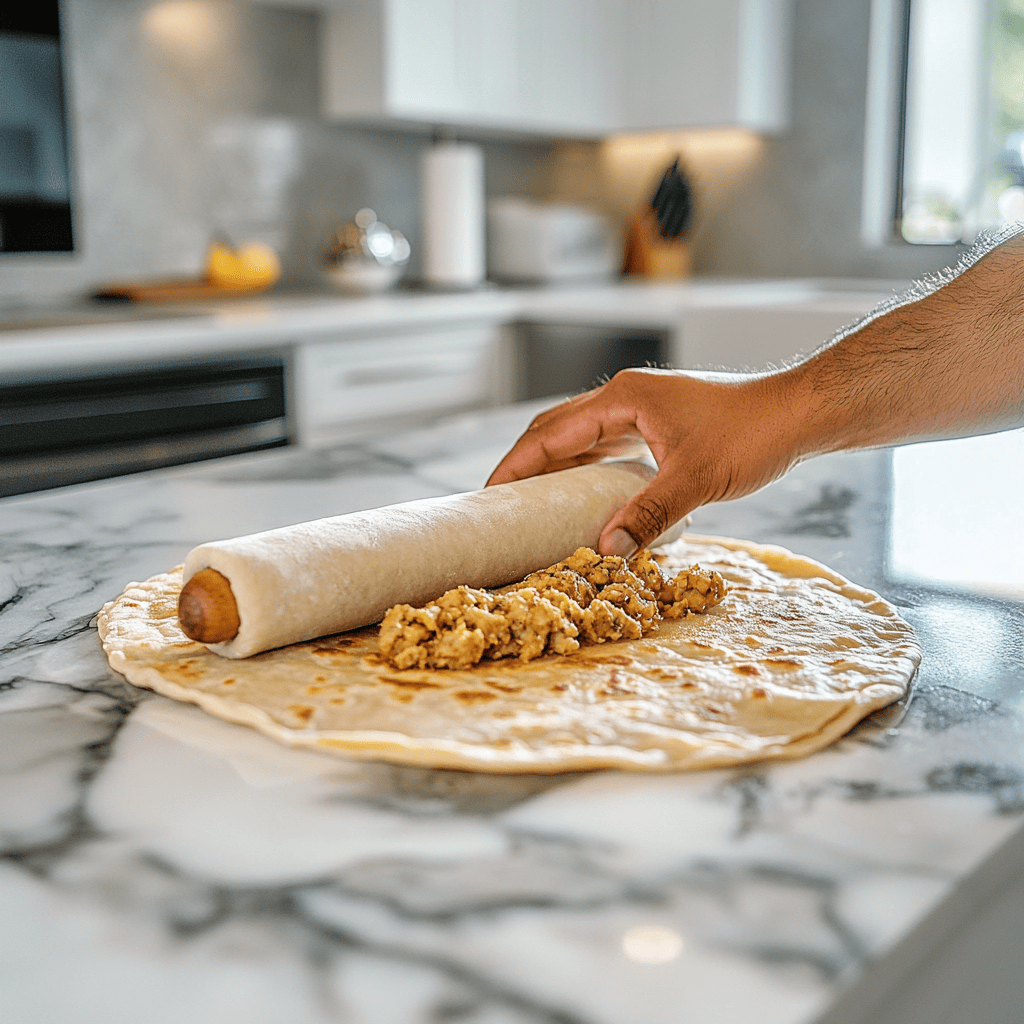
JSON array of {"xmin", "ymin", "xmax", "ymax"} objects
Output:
[{"xmin": 0, "ymin": 352, "xmax": 290, "ymax": 497}]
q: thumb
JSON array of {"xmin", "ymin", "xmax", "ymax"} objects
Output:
[{"xmin": 597, "ymin": 472, "xmax": 694, "ymax": 557}]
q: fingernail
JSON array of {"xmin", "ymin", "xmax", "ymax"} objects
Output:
[{"xmin": 603, "ymin": 528, "xmax": 638, "ymax": 558}]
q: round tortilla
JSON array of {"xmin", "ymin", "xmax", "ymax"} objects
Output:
[{"xmin": 97, "ymin": 536, "xmax": 920, "ymax": 774}]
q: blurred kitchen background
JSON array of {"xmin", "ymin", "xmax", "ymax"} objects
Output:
[
  {"xmin": 6, "ymin": 0, "xmax": 1010, "ymax": 301},
  {"xmin": 2, "ymin": 0, "xmax": 1022, "ymax": 493}
]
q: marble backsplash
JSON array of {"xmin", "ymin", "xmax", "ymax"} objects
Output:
[{"xmin": 0, "ymin": 0, "xmax": 554, "ymax": 306}]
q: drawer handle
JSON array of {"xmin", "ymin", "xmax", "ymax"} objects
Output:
[{"xmin": 340, "ymin": 362, "xmax": 467, "ymax": 387}]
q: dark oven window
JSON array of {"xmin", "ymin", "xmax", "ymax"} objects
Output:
[{"xmin": 0, "ymin": 355, "xmax": 290, "ymax": 497}]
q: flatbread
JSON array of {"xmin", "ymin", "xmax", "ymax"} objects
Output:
[{"xmin": 97, "ymin": 535, "xmax": 920, "ymax": 774}]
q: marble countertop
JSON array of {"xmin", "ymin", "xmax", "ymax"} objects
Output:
[{"xmin": 2, "ymin": 400, "xmax": 1022, "ymax": 1024}]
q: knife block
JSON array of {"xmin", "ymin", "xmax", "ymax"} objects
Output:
[{"xmin": 622, "ymin": 208, "xmax": 692, "ymax": 278}]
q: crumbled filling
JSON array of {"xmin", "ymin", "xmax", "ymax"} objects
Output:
[{"xmin": 378, "ymin": 547, "xmax": 727, "ymax": 671}]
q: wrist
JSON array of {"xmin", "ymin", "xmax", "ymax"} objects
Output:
[
  {"xmin": 760, "ymin": 353, "xmax": 861, "ymax": 464},
  {"xmin": 742, "ymin": 369, "xmax": 815, "ymax": 467}
]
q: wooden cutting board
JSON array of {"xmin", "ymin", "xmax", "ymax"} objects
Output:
[{"xmin": 93, "ymin": 278, "xmax": 272, "ymax": 303}]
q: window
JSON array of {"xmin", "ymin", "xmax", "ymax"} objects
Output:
[{"xmin": 899, "ymin": 0, "xmax": 1024, "ymax": 243}]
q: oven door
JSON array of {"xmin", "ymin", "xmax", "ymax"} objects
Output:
[{"xmin": 0, "ymin": 353, "xmax": 290, "ymax": 497}]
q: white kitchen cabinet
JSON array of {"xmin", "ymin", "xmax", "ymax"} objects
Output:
[
  {"xmin": 620, "ymin": 0, "xmax": 790, "ymax": 133},
  {"xmin": 321, "ymin": 0, "xmax": 623, "ymax": 135},
  {"xmin": 293, "ymin": 321, "xmax": 507, "ymax": 446},
  {"xmin": 320, "ymin": 0, "xmax": 789, "ymax": 136}
]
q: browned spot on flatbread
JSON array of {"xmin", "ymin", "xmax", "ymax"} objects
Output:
[
  {"xmin": 570, "ymin": 655, "xmax": 628, "ymax": 669},
  {"xmin": 647, "ymin": 668, "xmax": 680, "ymax": 680},
  {"xmin": 767, "ymin": 658, "xmax": 803, "ymax": 668},
  {"xmin": 751, "ymin": 687, "xmax": 768, "ymax": 698},
  {"xmin": 167, "ymin": 659, "xmax": 203, "ymax": 681},
  {"xmin": 454, "ymin": 690, "xmax": 498, "ymax": 703},
  {"xmin": 151, "ymin": 600, "xmax": 179, "ymax": 620},
  {"xmin": 289, "ymin": 704, "xmax": 315, "ymax": 723},
  {"xmin": 222, "ymin": 678, "xmax": 236, "ymax": 686},
  {"xmin": 833, "ymin": 636, "xmax": 863, "ymax": 649},
  {"xmin": 486, "ymin": 680, "xmax": 523, "ymax": 694},
  {"xmin": 381, "ymin": 675, "xmax": 441, "ymax": 690},
  {"xmin": 734, "ymin": 663, "xmax": 762, "ymax": 676},
  {"xmin": 324, "ymin": 635, "xmax": 365, "ymax": 649},
  {"xmin": 599, "ymin": 677, "xmax": 637, "ymax": 696}
]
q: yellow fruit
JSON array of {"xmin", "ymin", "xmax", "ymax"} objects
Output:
[{"xmin": 206, "ymin": 240, "xmax": 281, "ymax": 289}]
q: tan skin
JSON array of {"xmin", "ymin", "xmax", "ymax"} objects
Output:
[{"xmin": 488, "ymin": 233, "xmax": 1024, "ymax": 557}]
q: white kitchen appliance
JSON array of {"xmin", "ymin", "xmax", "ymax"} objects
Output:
[{"xmin": 487, "ymin": 198, "xmax": 619, "ymax": 284}]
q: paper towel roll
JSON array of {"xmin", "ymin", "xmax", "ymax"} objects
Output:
[{"xmin": 421, "ymin": 142, "xmax": 485, "ymax": 288}]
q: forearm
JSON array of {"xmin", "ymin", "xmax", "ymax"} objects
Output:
[
  {"xmin": 778, "ymin": 230, "xmax": 1024, "ymax": 461},
  {"xmin": 487, "ymin": 228, "xmax": 1024, "ymax": 553}
]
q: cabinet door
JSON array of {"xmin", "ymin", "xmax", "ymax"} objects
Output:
[
  {"xmin": 387, "ymin": 0, "xmax": 521, "ymax": 124},
  {"xmin": 619, "ymin": 0, "xmax": 790, "ymax": 133},
  {"xmin": 323, "ymin": 0, "xmax": 621, "ymax": 134},
  {"xmin": 513, "ymin": 0, "xmax": 624, "ymax": 135},
  {"xmin": 321, "ymin": 0, "xmax": 788, "ymax": 135},
  {"xmin": 295, "ymin": 322, "xmax": 501, "ymax": 445}
]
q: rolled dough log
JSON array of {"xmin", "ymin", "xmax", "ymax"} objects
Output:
[{"xmin": 183, "ymin": 461, "xmax": 669, "ymax": 659}]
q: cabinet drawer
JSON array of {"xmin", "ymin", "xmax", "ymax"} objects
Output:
[{"xmin": 296, "ymin": 324, "xmax": 498, "ymax": 440}]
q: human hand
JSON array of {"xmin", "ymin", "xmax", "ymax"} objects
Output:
[{"xmin": 487, "ymin": 367, "xmax": 800, "ymax": 556}]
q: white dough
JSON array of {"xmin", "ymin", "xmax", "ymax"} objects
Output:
[{"xmin": 183, "ymin": 461, "xmax": 666, "ymax": 659}]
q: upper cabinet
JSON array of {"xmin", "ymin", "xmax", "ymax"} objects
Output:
[
  {"xmin": 619, "ymin": 0, "xmax": 790, "ymax": 133},
  {"xmin": 320, "ymin": 0, "xmax": 791, "ymax": 137}
]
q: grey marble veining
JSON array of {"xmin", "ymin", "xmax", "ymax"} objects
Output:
[{"xmin": 1, "ymin": 405, "xmax": 1023, "ymax": 1024}]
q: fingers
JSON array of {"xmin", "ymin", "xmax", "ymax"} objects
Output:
[
  {"xmin": 487, "ymin": 390, "xmax": 638, "ymax": 486},
  {"xmin": 597, "ymin": 464, "xmax": 698, "ymax": 556},
  {"xmin": 485, "ymin": 367, "xmax": 783, "ymax": 555}
]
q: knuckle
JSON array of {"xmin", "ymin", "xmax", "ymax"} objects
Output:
[
  {"xmin": 529, "ymin": 394, "xmax": 581, "ymax": 430},
  {"xmin": 609, "ymin": 366, "xmax": 642, "ymax": 390},
  {"xmin": 630, "ymin": 493, "xmax": 672, "ymax": 539}
]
